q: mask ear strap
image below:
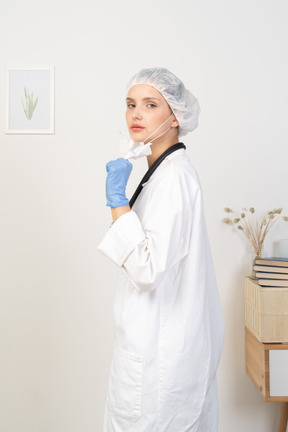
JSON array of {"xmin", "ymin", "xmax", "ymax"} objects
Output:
[
  {"xmin": 148, "ymin": 126, "xmax": 171, "ymax": 144},
  {"xmin": 143, "ymin": 113, "xmax": 174, "ymax": 144}
]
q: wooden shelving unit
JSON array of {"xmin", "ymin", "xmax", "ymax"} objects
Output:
[{"xmin": 245, "ymin": 327, "xmax": 288, "ymax": 431}]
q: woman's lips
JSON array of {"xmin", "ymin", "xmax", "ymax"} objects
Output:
[{"xmin": 131, "ymin": 124, "xmax": 145, "ymax": 132}]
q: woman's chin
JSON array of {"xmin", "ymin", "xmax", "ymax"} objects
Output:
[{"xmin": 129, "ymin": 132, "xmax": 146, "ymax": 142}]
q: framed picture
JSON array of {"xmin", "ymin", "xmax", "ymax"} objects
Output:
[{"xmin": 5, "ymin": 67, "xmax": 54, "ymax": 134}]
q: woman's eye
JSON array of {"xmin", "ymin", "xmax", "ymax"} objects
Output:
[
  {"xmin": 127, "ymin": 103, "xmax": 135, "ymax": 109},
  {"xmin": 147, "ymin": 103, "xmax": 157, "ymax": 108}
]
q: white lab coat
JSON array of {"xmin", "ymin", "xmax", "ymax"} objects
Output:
[{"xmin": 98, "ymin": 149, "xmax": 225, "ymax": 432}]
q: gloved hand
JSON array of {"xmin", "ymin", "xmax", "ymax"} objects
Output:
[{"xmin": 105, "ymin": 158, "xmax": 133, "ymax": 207}]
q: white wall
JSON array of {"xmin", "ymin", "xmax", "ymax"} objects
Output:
[{"xmin": 1, "ymin": 0, "xmax": 288, "ymax": 431}]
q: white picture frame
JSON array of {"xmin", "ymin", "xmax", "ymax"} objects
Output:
[{"xmin": 5, "ymin": 67, "xmax": 54, "ymax": 134}]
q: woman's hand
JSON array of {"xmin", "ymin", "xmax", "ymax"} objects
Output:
[{"xmin": 106, "ymin": 158, "xmax": 133, "ymax": 208}]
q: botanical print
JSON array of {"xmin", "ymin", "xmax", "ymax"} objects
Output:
[
  {"xmin": 6, "ymin": 67, "xmax": 54, "ymax": 134},
  {"xmin": 22, "ymin": 87, "xmax": 39, "ymax": 120}
]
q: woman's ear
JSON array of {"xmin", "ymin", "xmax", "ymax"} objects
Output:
[{"xmin": 171, "ymin": 115, "xmax": 179, "ymax": 128}]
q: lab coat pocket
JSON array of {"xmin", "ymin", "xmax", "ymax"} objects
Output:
[{"xmin": 108, "ymin": 345, "xmax": 143, "ymax": 422}]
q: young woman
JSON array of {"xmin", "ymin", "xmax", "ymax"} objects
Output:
[{"xmin": 98, "ymin": 67, "xmax": 225, "ymax": 432}]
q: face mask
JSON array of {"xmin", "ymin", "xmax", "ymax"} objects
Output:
[{"xmin": 121, "ymin": 113, "xmax": 174, "ymax": 160}]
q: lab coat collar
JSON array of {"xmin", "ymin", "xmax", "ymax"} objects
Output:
[{"xmin": 142, "ymin": 148, "xmax": 186, "ymax": 187}]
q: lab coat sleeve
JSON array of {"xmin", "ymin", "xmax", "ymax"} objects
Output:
[
  {"xmin": 97, "ymin": 211, "xmax": 146, "ymax": 267},
  {"xmin": 98, "ymin": 170, "xmax": 197, "ymax": 292}
]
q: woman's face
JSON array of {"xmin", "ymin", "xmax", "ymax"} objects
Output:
[{"xmin": 126, "ymin": 84, "xmax": 178, "ymax": 143}]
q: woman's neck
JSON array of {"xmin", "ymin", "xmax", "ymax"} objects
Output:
[{"xmin": 146, "ymin": 134, "xmax": 179, "ymax": 168}]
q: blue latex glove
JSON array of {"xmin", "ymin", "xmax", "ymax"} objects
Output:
[{"xmin": 105, "ymin": 158, "xmax": 133, "ymax": 207}]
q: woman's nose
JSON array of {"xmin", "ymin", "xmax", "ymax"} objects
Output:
[{"xmin": 132, "ymin": 108, "xmax": 142, "ymax": 120}]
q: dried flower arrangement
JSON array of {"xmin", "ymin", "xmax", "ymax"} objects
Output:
[{"xmin": 222, "ymin": 207, "xmax": 288, "ymax": 259}]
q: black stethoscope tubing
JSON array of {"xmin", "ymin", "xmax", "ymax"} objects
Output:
[{"xmin": 129, "ymin": 142, "xmax": 186, "ymax": 209}]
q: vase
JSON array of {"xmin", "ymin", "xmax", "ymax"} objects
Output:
[
  {"xmin": 254, "ymin": 244, "xmax": 263, "ymax": 259},
  {"xmin": 250, "ymin": 244, "xmax": 263, "ymax": 279}
]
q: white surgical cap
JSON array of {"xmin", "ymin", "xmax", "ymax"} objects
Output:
[{"xmin": 127, "ymin": 67, "xmax": 200, "ymax": 137}]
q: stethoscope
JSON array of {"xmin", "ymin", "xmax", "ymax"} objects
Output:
[{"xmin": 129, "ymin": 142, "xmax": 186, "ymax": 209}]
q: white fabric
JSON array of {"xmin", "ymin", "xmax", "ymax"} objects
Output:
[
  {"xmin": 127, "ymin": 67, "xmax": 200, "ymax": 137},
  {"xmin": 121, "ymin": 139, "xmax": 153, "ymax": 160},
  {"xmin": 98, "ymin": 149, "xmax": 225, "ymax": 432}
]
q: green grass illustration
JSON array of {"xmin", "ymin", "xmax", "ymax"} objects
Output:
[{"xmin": 22, "ymin": 86, "xmax": 39, "ymax": 120}]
